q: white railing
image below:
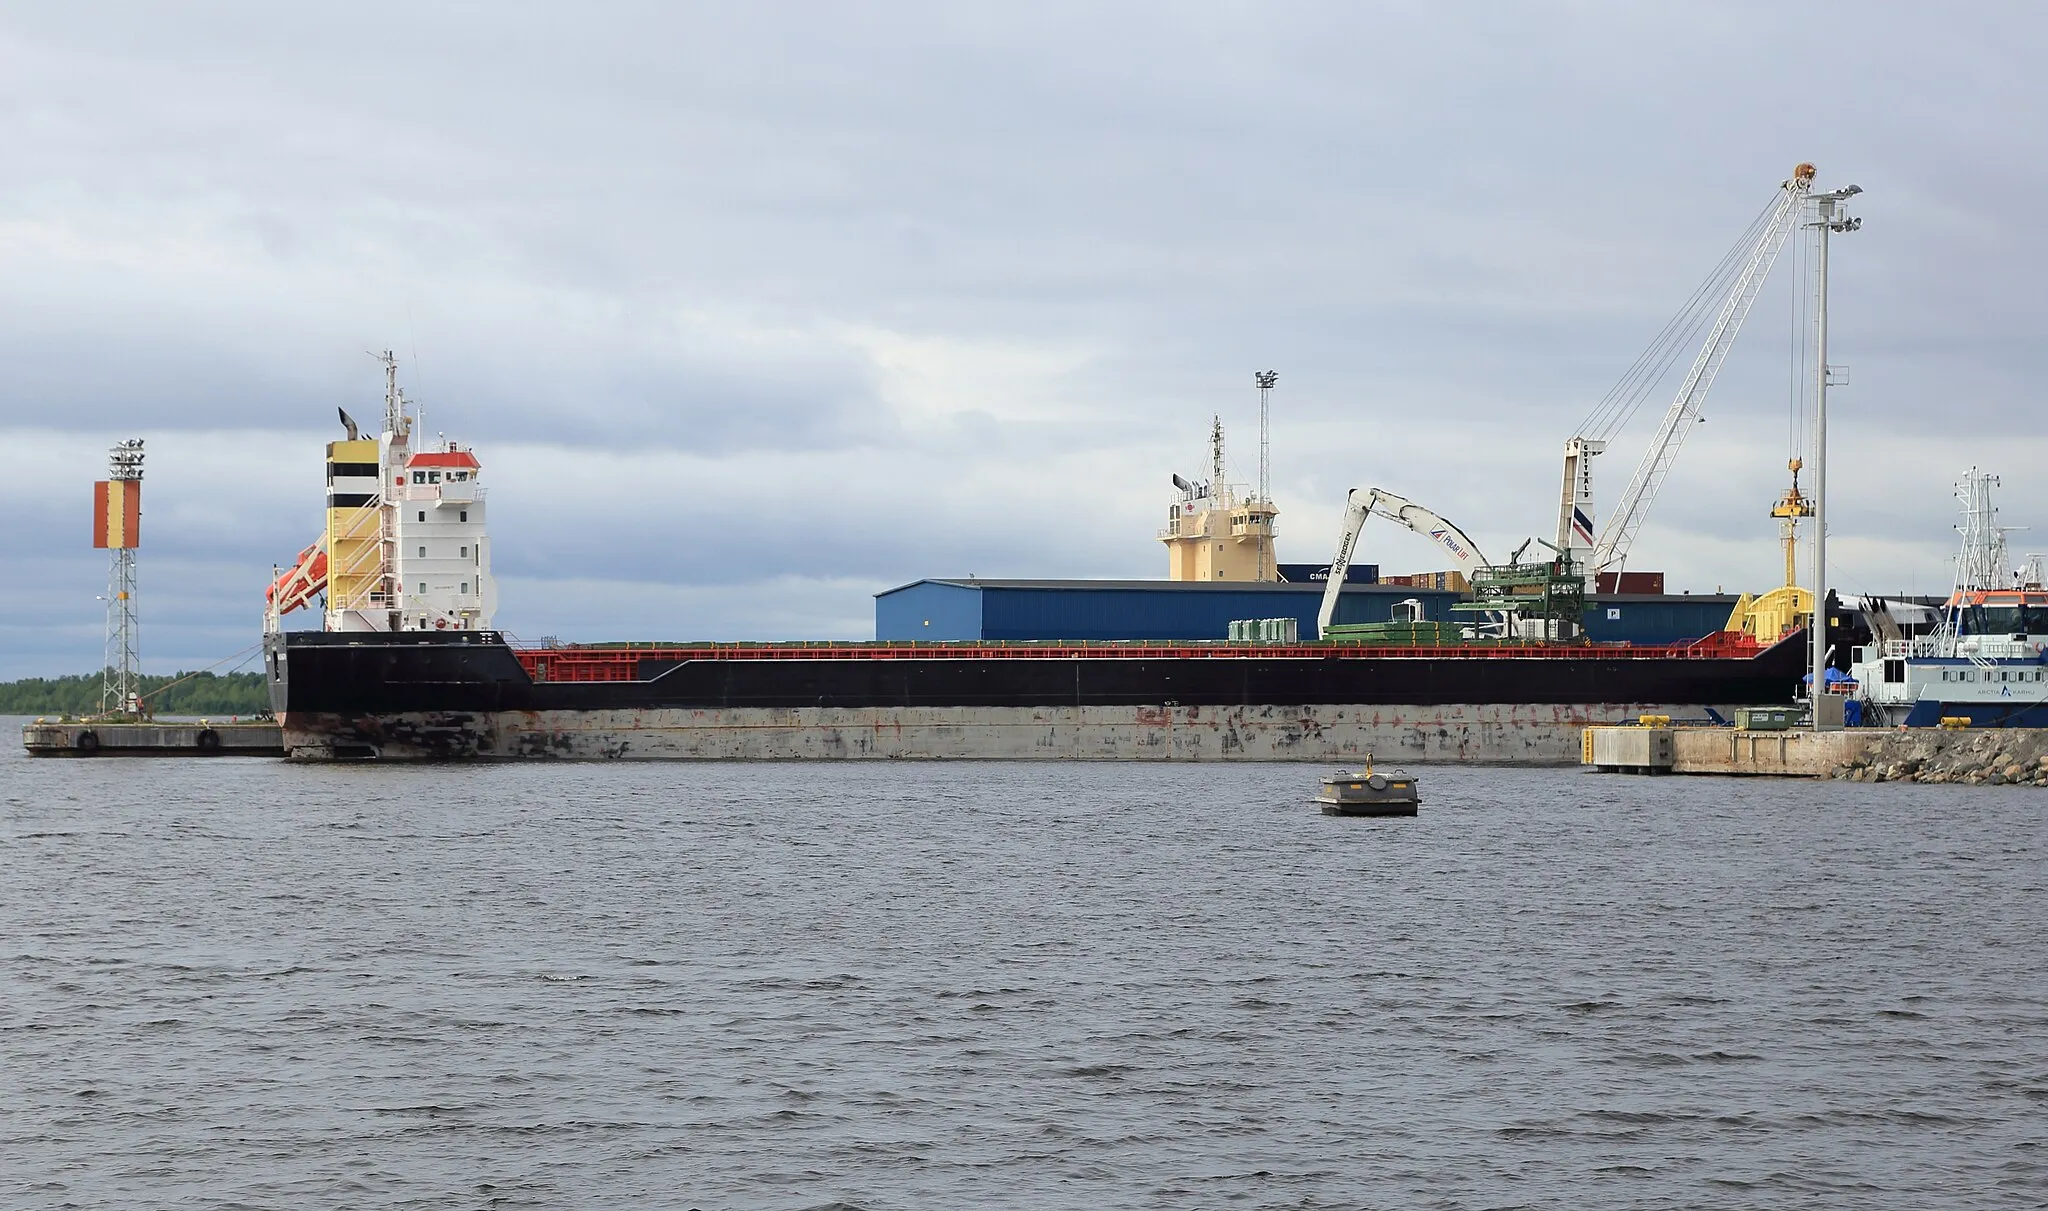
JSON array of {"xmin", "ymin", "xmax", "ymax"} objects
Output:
[
  {"xmin": 1883, "ymin": 636, "xmax": 2045, "ymax": 661},
  {"xmin": 401, "ymin": 482, "xmax": 487, "ymax": 504}
]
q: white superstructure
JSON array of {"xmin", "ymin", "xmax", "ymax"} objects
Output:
[
  {"xmin": 392, "ymin": 444, "xmax": 496, "ymax": 631},
  {"xmin": 266, "ymin": 351, "xmax": 497, "ymax": 634},
  {"xmin": 1847, "ymin": 469, "xmax": 2048, "ymax": 727}
]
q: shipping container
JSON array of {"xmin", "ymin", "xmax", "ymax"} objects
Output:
[
  {"xmin": 1596, "ymin": 571, "xmax": 1667, "ymax": 594},
  {"xmin": 1276, "ymin": 562, "xmax": 1378, "ymax": 585}
]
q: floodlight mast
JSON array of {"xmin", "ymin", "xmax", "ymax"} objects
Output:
[
  {"xmin": 1809, "ymin": 183, "xmax": 1861, "ymax": 731},
  {"xmin": 1255, "ymin": 370, "xmax": 1277, "ymax": 581}
]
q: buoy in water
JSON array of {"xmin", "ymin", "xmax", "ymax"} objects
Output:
[{"xmin": 1314, "ymin": 759, "xmax": 1419, "ymax": 817}]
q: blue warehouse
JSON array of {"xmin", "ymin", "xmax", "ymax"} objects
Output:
[
  {"xmin": 875, "ymin": 578, "xmax": 1743, "ymax": 644},
  {"xmin": 877, "ymin": 579, "xmax": 1466, "ymax": 642}
]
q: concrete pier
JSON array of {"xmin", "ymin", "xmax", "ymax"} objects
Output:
[
  {"xmin": 23, "ymin": 719, "xmax": 285, "ymax": 758},
  {"xmin": 1584, "ymin": 724, "xmax": 1878, "ymax": 777},
  {"xmin": 1584, "ymin": 724, "xmax": 2048, "ymax": 782}
]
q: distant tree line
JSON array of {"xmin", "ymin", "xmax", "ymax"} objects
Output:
[{"xmin": 0, "ymin": 671, "xmax": 270, "ymax": 716}]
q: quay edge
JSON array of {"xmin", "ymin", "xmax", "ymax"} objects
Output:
[
  {"xmin": 23, "ymin": 719, "xmax": 285, "ymax": 758},
  {"xmin": 1583, "ymin": 724, "xmax": 2048, "ymax": 782}
]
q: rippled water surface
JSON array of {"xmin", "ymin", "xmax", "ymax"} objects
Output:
[{"xmin": 5, "ymin": 718, "xmax": 2046, "ymax": 1209}]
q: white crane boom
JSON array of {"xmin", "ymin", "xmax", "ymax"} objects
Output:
[
  {"xmin": 1316, "ymin": 487, "xmax": 1491, "ymax": 639},
  {"xmin": 1589, "ymin": 163, "xmax": 1816, "ymax": 576}
]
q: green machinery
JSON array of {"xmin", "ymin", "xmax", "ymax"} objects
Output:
[{"xmin": 1451, "ymin": 539, "xmax": 1586, "ymax": 640}]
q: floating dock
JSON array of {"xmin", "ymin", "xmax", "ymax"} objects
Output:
[
  {"xmin": 1583, "ymin": 724, "xmax": 2048, "ymax": 783},
  {"xmin": 22, "ymin": 720, "xmax": 284, "ymax": 758}
]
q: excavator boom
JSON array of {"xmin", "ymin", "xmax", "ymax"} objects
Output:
[{"xmin": 1315, "ymin": 488, "xmax": 1491, "ymax": 639}]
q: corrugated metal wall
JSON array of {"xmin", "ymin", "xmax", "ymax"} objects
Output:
[
  {"xmin": 875, "ymin": 582, "xmax": 986, "ymax": 640},
  {"xmin": 875, "ymin": 581, "xmax": 1738, "ymax": 643},
  {"xmin": 877, "ymin": 581, "xmax": 1463, "ymax": 641},
  {"xmin": 1581, "ymin": 596, "xmax": 1738, "ymax": 644}
]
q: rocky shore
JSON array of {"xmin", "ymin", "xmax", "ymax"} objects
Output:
[{"xmin": 1829, "ymin": 729, "xmax": 2048, "ymax": 785}]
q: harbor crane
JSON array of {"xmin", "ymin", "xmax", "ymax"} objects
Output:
[
  {"xmin": 1315, "ymin": 488, "xmax": 1491, "ymax": 640},
  {"xmin": 1561, "ymin": 163, "xmax": 1820, "ymax": 581}
]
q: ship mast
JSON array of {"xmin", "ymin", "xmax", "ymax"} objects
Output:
[
  {"xmin": 1954, "ymin": 467, "xmax": 2011, "ymax": 593},
  {"xmin": 1210, "ymin": 416, "xmax": 1228, "ymax": 507}
]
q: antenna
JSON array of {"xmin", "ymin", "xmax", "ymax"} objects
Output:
[
  {"xmin": 1210, "ymin": 415, "xmax": 1227, "ymax": 506},
  {"xmin": 370, "ymin": 349, "xmax": 404, "ymax": 437}
]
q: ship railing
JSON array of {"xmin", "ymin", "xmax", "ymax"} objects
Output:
[
  {"xmin": 404, "ymin": 482, "xmax": 487, "ymax": 504},
  {"xmin": 504, "ymin": 636, "xmax": 1769, "ymax": 682},
  {"xmin": 1960, "ymin": 638, "xmax": 2042, "ymax": 660},
  {"xmin": 1887, "ymin": 636, "xmax": 2043, "ymax": 661}
]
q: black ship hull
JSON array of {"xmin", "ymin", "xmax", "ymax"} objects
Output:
[{"xmin": 266, "ymin": 630, "xmax": 1809, "ymax": 762}]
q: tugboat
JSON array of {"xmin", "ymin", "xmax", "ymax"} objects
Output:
[
  {"xmin": 1315, "ymin": 758, "xmax": 1420, "ymax": 817},
  {"xmin": 1848, "ymin": 469, "xmax": 2048, "ymax": 728}
]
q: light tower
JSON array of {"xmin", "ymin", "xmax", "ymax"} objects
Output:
[
  {"xmin": 1808, "ymin": 182, "xmax": 1861, "ymax": 730},
  {"xmin": 1254, "ymin": 370, "xmax": 1277, "ymax": 581},
  {"xmin": 95, "ymin": 439, "xmax": 145, "ymax": 716}
]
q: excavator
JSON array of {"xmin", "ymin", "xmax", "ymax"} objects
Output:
[{"xmin": 1314, "ymin": 488, "xmax": 1491, "ymax": 640}]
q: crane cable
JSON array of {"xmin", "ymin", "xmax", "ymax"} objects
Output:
[
  {"xmin": 1574, "ymin": 193, "xmax": 1783, "ymax": 444},
  {"xmin": 1787, "ymin": 217, "xmax": 1812, "ymax": 463},
  {"xmin": 134, "ymin": 642, "xmax": 264, "ymax": 712}
]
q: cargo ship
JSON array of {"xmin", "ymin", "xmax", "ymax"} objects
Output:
[{"xmin": 261, "ymin": 358, "xmax": 1806, "ymax": 762}]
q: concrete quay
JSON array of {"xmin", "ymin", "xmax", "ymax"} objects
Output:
[
  {"xmin": 1585, "ymin": 725, "xmax": 1877, "ymax": 777},
  {"xmin": 23, "ymin": 719, "xmax": 285, "ymax": 758},
  {"xmin": 1584, "ymin": 724, "xmax": 2048, "ymax": 783}
]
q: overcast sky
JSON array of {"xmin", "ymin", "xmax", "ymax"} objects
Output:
[{"xmin": 2, "ymin": 1, "xmax": 2044, "ymax": 677}]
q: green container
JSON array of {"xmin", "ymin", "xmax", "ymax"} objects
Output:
[{"xmin": 1734, "ymin": 706, "xmax": 1798, "ymax": 730}]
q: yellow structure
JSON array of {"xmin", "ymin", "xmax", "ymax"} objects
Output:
[
  {"xmin": 1725, "ymin": 459, "xmax": 1816, "ymax": 641},
  {"xmin": 1725, "ymin": 584, "xmax": 1813, "ymax": 643},
  {"xmin": 324, "ymin": 438, "xmax": 389, "ymax": 622},
  {"xmin": 1160, "ymin": 417, "xmax": 1278, "ymax": 581},
  {"xmin": 1770, "ymin": 457, "xmax": 1814, "ymax": 591}
]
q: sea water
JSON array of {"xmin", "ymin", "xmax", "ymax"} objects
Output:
[{"xmin": 4, "ymin": 718, "xmax": 2044, "ymax": 1208}]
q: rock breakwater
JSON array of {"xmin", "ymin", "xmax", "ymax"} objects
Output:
[{"xmin": 1829, "ymin": 729, "xmax": 2048, "ymax": 785}]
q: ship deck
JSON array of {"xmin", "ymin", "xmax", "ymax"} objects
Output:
[{"xmin": 512, "ymin": 633, "xmax": 1765, "ymax": 682}]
